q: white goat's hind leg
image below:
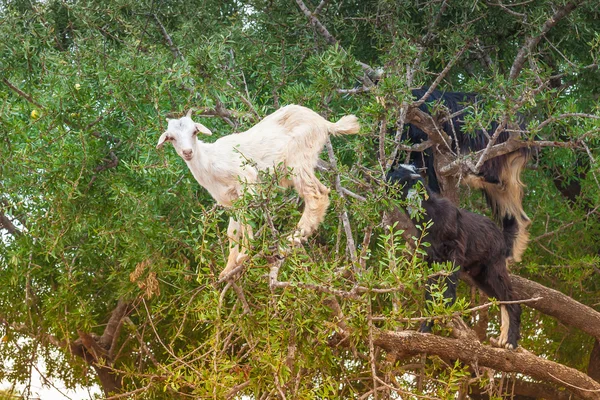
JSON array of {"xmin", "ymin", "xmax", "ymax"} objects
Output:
[
  {"xmin": 288, "ymin": 174, "xmax": 330, "ymax": 246},
  {"xmin": 220, "ymin": 218, "xmax": 252, "ymax": 279}
]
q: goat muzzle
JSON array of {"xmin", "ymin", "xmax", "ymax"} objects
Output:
[{"xmin": 182, "ymin": 149, "xmax": 193, "ymax": 160}]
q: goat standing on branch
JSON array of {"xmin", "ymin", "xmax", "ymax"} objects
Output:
[
  {"xmin": 157, "ymin": 106, "xmax": 360, "ymax": 279},
  {"xmin": 400, "ymin": 88, "xmax": 532, "ymax": 262},
  {"xmin": 387, "ymin": 164, "xmax": 522, "ymax": 349}
]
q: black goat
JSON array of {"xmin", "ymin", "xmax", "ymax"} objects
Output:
[
  {"xmin": 387, "ymin": 164, "xmax": 522, "ymax": 349},
  {"xmin": 399, "ymin": 88, "xmax": 532, "ymax": 262}
]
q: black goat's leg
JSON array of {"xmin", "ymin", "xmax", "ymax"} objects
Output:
[{"xmin": 473, "ymin": 264, "xmax": 522, "ymax": 349}]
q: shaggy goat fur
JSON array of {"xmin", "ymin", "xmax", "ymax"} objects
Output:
[
  {"xmin": 157, "ymin": 105, "xmax": 359, "ymax": 279},
  {"xmin": 387, "ymin": 164, "xmax": 522, "ymax": 349},
  {"xmin": 399, "ymin": 88, "xmax": 532, "ymax": 262}
]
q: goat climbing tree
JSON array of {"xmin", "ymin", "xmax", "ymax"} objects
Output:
[{"xmin": 1, "ymin": 0, "xmax": 600, "ymax": 398}]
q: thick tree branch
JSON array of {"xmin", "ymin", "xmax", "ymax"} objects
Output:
[
  {"xmin": 0, "ymin": 209, "xmax": 21, "ymax": 236},
  {"xmin": 405, "ymin": 106, "xmax": 453, "ymax": 152},
  {"xmin": 374, "ymin": 327, "xmax": 600, "ymax": 400},
  {"xmin": 588, "ymin": 339, "xmax": 600, "ymax": 383},
  {"xmin": 100, "ymin": 300, "xmax": 130, "ymax": 352},
  {"xmin": 67, "ymin": 300, "xmax": 130, "ymax": 395},
  {"xmin": 510, "ymin": 274, "xmax": 600, "ymax": 341},
  {"xmin": 4, "ymin": 300, "xmax": 131, "ymax": 396},
  {"xmin": 439, "ymin": 137, "xmax": 582, "ymax": 176}
]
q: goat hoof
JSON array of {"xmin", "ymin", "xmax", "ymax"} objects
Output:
[
  {"xmin": 286, "ymin": 232, "xmax": 306, "ymax": 247},
  {"xmin": 490, "ymin": 336, "xmax": 516, "ymax": 350}
]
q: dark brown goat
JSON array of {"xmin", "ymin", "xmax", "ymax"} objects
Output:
[
  {"xmin": 399, "ymin": 88, "xmax": 532, "ymax": 263},
  {"xmin": 387, "ymin": 164, "xmax": 521, "ymax": 349}
]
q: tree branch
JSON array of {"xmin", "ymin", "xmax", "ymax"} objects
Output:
[
  {"xmin": 313, "ymin": 0, "xmax": 330, "ymax": 16},
  {"xmin": 0, "ymin": 208, "xmax": 22, "ymax": 236},
  {"xmin": 2, "ymin": 78, "xmax": 44, "ymax": 109},
  {"xmin": 468, "ymin": 377, "xmax": 578, "ymax": 400},
  {"xmin": 293, "ymin": 0, "xmax": 376, "ymax": 84},
  {"xmin": 100, "ymin": 300, "xmax": 131, "ymax": 354},
  {"xmin": 294, "ymin": 0, "xmax": 337, "ymax": 45},
  {"xmin": 152, "ymin": 14, "xmax": 182, "ymax": 60},
  {"xmin": 374, "ymin": 326, "xmax": 600, "ymax": 400},
  {"xmin": 413, "ymin": 42, "xmax": 471, "ymax": 107},
  {"xmin": 325, "ymin": 138, "xmax": 359, "ymax": 271},
  {"xmin": 405, "ymin": 106, "xmax": 453, "ymax": 152},
  {"xmin": 509, "ymin": 1, "xmax": 582, "ymax": 80},
  {"xmin": 511, "ymin": 274, "xmax": 600, "ymax": 341},
  {"xmin": 439, "ymin": 137, "xmax": 582, "ymax": 176}
]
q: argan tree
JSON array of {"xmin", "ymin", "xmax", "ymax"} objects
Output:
[{"xmin": 1, "ymin": 0, "xmax": 600, "ymax": 398}]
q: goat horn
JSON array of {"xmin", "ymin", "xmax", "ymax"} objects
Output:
[{"xmin": 186, "ymin": 108, "xmax": 195, "ymax": 118}]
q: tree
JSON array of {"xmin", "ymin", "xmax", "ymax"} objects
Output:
[{"xmin": 1, "ymin": 0, "xmax": 599, "ymax": 398}]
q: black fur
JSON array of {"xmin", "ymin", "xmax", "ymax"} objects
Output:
[
  {"xmin": 401, "ymin": 88, "xmax": 528, "ymax": 189},
  {"xmin": 387, "ymin": 164, "xmax": 522, "ymax": 348},
  {"xmin": 402, "ymin": 90, "xmax": 530, "ymax": 203}
]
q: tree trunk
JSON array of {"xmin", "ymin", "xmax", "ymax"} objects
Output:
[{"xmin": 588, "ymin": 339, "xmax": 600, "ymax": 383}]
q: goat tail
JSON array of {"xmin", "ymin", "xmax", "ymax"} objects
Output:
[{"xmin": 330, "ymin": 115, "xmax": 360, "ymax": 136}]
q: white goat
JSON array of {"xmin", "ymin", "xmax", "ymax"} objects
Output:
[{"xmin": 157, "ymin": 105, "xmax": 360, "ymax": 279}]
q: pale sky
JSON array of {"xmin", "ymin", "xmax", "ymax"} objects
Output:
[{"xmin": 1, "ymin": 357, "xmax": 101, "ymax": 400}]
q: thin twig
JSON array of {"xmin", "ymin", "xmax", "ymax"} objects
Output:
[
  {"xmin": 536, "ymin": 113, "xmax": 600, "ymax": 131},
  {"xmin": 509, "ymin": 0, "xmax": 582, "ymax": 80},
  {"xmin": 2, "ymin": 78, "xmax": 44, "ymax": 108},
  {"xmin": 372, "ymin": 297, "xmax": 543, "ymax": 323},
  {"xmin": 231, "ymin": 281, "xmax": 251, "ymax": 315},
  {"xmin": 325, "ymin": 138, "xmax": 359, "ymax": 270},
  {"xmin": 152, "ymin": 14, "xmax": 182, "ymax": 60},
  {"xmin": 413, "ymin": 42, "xmax": 471, "ymax": 107},
  {"xmin": 533, "ymin": 205, "xmax": 600, "ymax": 242}
]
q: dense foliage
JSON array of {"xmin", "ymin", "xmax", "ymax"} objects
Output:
[{"xmin": 1, "ymin": 0, "xmax": 599, "ymax": 398}]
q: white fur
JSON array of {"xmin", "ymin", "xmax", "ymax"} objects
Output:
[{"xmin": 158, "ymin": 105, "xmax": 359, "ymax": 279}]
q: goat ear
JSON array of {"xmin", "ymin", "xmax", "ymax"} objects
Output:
[
  {"xmin": 156, "ymin": 131, "xmax": 169, "ymax": 149},
  {"xmin": 195, "ymin": 123, "xmax": 212, "ymax": 136}
]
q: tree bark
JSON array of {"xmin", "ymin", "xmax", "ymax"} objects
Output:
[
  {"xmin": 588, "ymin": 339, "xmax": 600, "ymax": 383},
  {"xmin": 468, "ymin": 378, "xmax": 574, "ymax": 400},
  {"xmin": 69, "ymin": 300, "xmax": 130, "ymax": 396},
  {"xmin": 374, "ymin": 327, "xmax": 600, "ymax": 399},
  {"xmin": 510, "ymin": 274, "xmax": 600, "ymax": 341}
]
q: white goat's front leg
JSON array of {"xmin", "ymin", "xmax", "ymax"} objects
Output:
[
  {"xmin": 220, "ymin": 217, "xmax": 253, "ymax": 279},
  {"xmin": 288, "ymin": 174, "xmax": 330, "ymax": 246}
]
